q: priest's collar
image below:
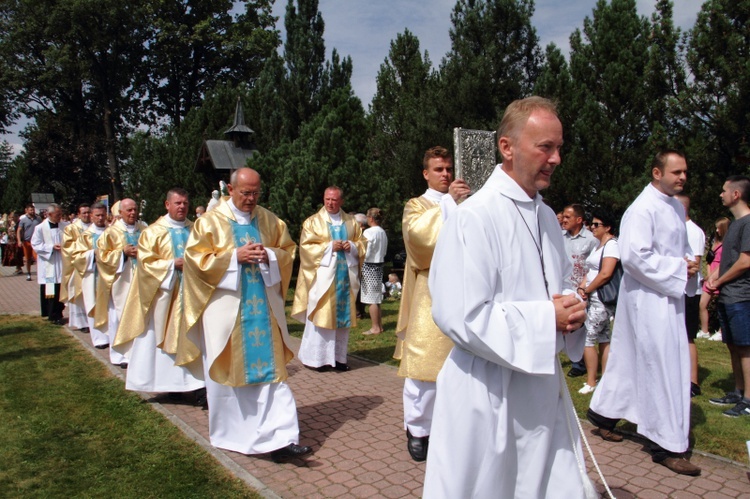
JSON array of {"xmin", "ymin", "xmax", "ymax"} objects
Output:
[
  {"xmin": 164, "ymin": 214, "xmax": 186, "ymax": 228},
  {"xmin": 228, "ymin": 198, "xmax": 255, "ymax": 223},
  {"xmin": 81, "ymin": 222, "xmax": 91, "ymax": 230},
  {"xmin": 327, "ymin": 210, "xmax": 342, "ymax": 223},
  {"xmin": 91, "ymin": 224, "xmax": 106, "ymax": 234},
  {"xmin": 495, "ymin": 166, "xmax": 542, "ymax": 203},
  {"xmin": 118, "ymin": 219, "xmax": 137, "ymax": 233},
  {"xmin": 647, "ymin": 182, "xmax": 674, "ymax": 201},
  {"xmin": 423, "ymin": 188, "xmax": 446, "ymax": 203}
]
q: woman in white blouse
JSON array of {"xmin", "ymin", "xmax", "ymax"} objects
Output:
[
  {"xmin": 576, "ymin": 211, "xmax": 620, "ymax": 394},
  {"xmin": 361, "ymin": 208, "xmax": 388, "ymax": 335}
]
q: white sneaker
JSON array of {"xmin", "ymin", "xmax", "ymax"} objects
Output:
[
  {"xmin": 708, "ymin": 331, "xmax": 723, "ymax": 341},
  {"xmin": 578, "ymin": 384, "xmax": 596, "ymax": 395},
  {"xmin": 696, "ymin": 331, "xmax": 711, "ymax": 339}
]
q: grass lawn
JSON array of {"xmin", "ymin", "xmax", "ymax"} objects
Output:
[
  {"xmin": 0, "ymin": 316, "xmax": 259, "ymax": 498},
  {"xmin": 288, "ymin": 294, "xmax": 750, "ymax": 464}
]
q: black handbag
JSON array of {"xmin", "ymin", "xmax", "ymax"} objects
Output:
[
  {"xmin": 706, "ymin": 244, "xmax": 720, "ymax": 265},
  {"xmin": 597, "ymin": 239, "xmax": 622, "ymax": 306}
]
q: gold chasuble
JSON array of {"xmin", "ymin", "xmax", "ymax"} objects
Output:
[
  {"xmin": 94, "ymin": 220, "xmax": 148, "ymax": 330},
  {"xmin": 178, "ymin": 200, "xmax": 297, "ymax": 387},
  {"xmin": 60, "ymin": 219, "xmax": 87, "ymax": 303},
  {"xmin": 114, "ymin": 216, "xmax": 193, "ymax": 354},
  {"xmin": 394, "ymin": 196, "xmax": 455, "ymax": 382},
  {"xmin": 291, "ymin": 208, "xmax": 366, "ymax": 329}
]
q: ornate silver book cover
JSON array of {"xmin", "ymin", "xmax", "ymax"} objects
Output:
[{"xmin": 453, "ymin": 128, "xmax": 497, "ymax": 192}]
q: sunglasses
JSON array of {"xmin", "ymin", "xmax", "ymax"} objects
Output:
[{"xmin": 589, "ymin": 222, "xmax": 605, "ymax": 228}]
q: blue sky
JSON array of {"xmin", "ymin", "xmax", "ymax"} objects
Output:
[{"xmin": 2, "ymin": 0, "xmax": 704, "ymax": 154}]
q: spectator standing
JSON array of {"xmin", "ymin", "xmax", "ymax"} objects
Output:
[
  {"xmin": 17, "ymin": 203, "xmax": 41, "ymax": 281},
  {"xmin": 576, "ymin": 211, "xmax": 620, "ymax": 394},
  {"xmin": 698, "ymin": 217, "xmax": 730, "ymax": 340},
  {"xmin": 676, "ymin": 194, "xmax": 706, "ymax": 397},
  {"xmin": 706, "ymin": 175, "xmax": 750, "ymax": 418},
  {"xmin": 361, "ymin": 208, "xmax": 388, "ymax": 336}
]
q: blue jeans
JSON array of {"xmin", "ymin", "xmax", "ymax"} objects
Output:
[{"xmin": 717, "ymin": 301, "xmax": 750, "ymax": 346}]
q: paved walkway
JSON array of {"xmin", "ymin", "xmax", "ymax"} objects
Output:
[{"xmin": 2, "ymin": 265, "xmax": 750, "ymax": 498}]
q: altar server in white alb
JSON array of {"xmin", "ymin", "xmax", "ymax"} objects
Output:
[
  {"xmin": 70, "ymin": 202, "xmax": 110, "ymax": 349},
  {"xmin": 114, "ymin": 188, "xmax": 204, "ymax": 395},
  {"xmin": 31, "ymin": 203, "xmax": 69, "ymax": 324},
  {"xmin": 588, "ymin": 150, "xmax": 701, "ymax": 476},
  {"xmin": 178, "ymin": 168, "xmax": 312, "ymax": 463},
  {"xmin": 424, "ymin": 97, "xmax": 593, "ymax": 498}
]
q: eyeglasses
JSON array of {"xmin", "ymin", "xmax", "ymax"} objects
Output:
[{"xmin": 239, "ymin": 191, "xmax": 262, "ymax": 199}]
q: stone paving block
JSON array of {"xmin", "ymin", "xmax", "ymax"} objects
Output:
[{"xmin": 4, "ymin": 272, "xmax": 750, "ymax": 499}]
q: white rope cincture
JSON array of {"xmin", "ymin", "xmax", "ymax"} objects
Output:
[{"xmin": 559, "ymin": 357, "xmax": 615, "ymax": 499}]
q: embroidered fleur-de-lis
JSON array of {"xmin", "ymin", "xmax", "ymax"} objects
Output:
[
  {"xmin": 244, "ymin": 266, "xmax": 261, "ymax": 283},
  {"xmin": 240, "ymin": 233, "xmax": 256, "ymax": 245},
  {"xmin": 247, "ymin": 327, "xmax": 267, "ymax": 347},
  {"xmin": 251, "ymin": 357, "xmax": 268, "ymax": 377},
  {"xmin": 246, "ymin": 295, "xmax": 265, "ymax": 315},
  {"xmin": 337, "ymin": 300, "xmax": 349, "ymax": 316}
]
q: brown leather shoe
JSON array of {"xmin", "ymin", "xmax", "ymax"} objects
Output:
[
  {"xmin": 658, "ymin": 456, "xmax": 701, "ymax": 476},
  {"xmin": 591, "ymin": 428, "xmax": 623, "ymax": 442}
]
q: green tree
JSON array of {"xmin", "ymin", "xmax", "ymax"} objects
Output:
[
  {"xmin": 143, "ymin": 0, "xmax": 279, "ymax": 127},
  {"xmin": 251, "ymin": 86, "xmax": 370, "ymax": 238},
  {"xmin": 0, "ymin": 0, "xmax": 152, "ymax": 200},
  {"xmin": 677, "ymin": 0, "xmax": 750, "ymax": 227},
  {"xmin": 543, "ymin": 0, "xmax": 655, "ymax": 215},
  {"xmin": 368, "ymin": 30, "xmax": 440, "ymax": 205},
  {"xmin": 126, "ymin": 83, "xmax": 250, "ymax": 222},
  {"xmin": 438, "ymin": 0, "xmax": 542, "ymax": 131},
  {"xmin": 247, "ymin": 0, "xmax": 353, "ymax": 151}
]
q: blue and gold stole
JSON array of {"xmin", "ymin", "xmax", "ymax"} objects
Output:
[
  {"xmin": 329, "ymin": 223, "xmax": 351, "ymax": 329},
  {"xmin": 168, "ymin": 225, "xmax": 189, "ymax": 307},
  {"xmin": 229, "ymin": 218, "xmax": 276, "ymax": 384},
  {"xmin": 125, "ymin": 230, "xmax": 140, "ymax": 265}
]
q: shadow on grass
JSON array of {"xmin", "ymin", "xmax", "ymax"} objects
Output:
[
  {"xmin": 0, "ymin": 325, "xmax": 37, "ymax": 337},
  {"xmin": 0, "ymin": 345, "xmax": 67, "ymax": 362}
]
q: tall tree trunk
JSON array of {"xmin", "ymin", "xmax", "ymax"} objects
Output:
[{"xmin": 102, "ymin": 106, "xmax": 121, "ymax": 200}]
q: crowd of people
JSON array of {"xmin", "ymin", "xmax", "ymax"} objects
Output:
[{"xmin": 3, "ymin": 95, "xmax": 750, "ymax": 497}]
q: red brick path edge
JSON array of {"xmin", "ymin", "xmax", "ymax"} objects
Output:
[{"xmin": 2, "ymin": 265, "xmax": 750, "ymax": 498}]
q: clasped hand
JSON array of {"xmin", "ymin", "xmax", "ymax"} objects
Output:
[
  {"xmin": 237, "ymin": 242, "xmax": 267, "ymax": 265},
  {"xmin": 123, "ymin": 244, "xmax": 138, "ymax": 258},
  {"xmin": 332, "ymin": 240, "xmax": 351, "ymax": 252},
  {"xmin": 553, "ymin": 294, "xmax": 587, "ymax": 332}
]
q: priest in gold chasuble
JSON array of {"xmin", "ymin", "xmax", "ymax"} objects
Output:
[
  {"xmin": 70, "ymin": 202, "xmax": 109, "ymax": 348},
  {"xmin": 95, "ymin": 198, "xmax": 147, "ymax": 367},
  {"xmin": 60, "ymin": 204, "xmax": 92, "ymax": 331},
  {"xmin": 178, "ymin": 168, "xmax": 311, "ymax": 461},
  {"xmin": 114, "ymin": 188, "xmax": 204, "ymax": 394},
  {"xmin": 291, "ymin": 186, "xmax": 366, "ymax": 372}
]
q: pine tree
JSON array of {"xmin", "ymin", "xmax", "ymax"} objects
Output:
[
  {"xmin": 438, "ymin": 0, "xmax": 542, "ymax": 131},
  {"xmin": 368, "ymin": 30, "xmax": 440, "ymax": 203}
]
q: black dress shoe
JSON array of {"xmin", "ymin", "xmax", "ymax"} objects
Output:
[
  {"xmin": 95, "ymin": 344, "xmax": 109, "ymax": 349},
  {"xmin": 307, "ymin": 365, "xmax": 331, "ymax": 372},
  {"xmin": 334, "ymin": 362, "xmax": 350, "ymax": 372},
  {"xmin": 79, "ymin": 327, "xmax": 90, "ymax": 334},
  {"xmin": 406, "ymin": 429, "xmax": 428, "ymax": 462},
  {"xmin": 119, "ymin": 362, "xmax": 128, "ymax": 369},
  {"xmin": 270, "ymin": 443, "xmax": 313, "ymax": 463}
]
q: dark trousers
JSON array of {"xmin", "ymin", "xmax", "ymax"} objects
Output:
[
  {"xmin": 39, "ymin": 283, "xmax": 64, "ymax": 321},
  {"xmin": 587, "ymin": 409, "xmax": 674, "ymax": 462}
]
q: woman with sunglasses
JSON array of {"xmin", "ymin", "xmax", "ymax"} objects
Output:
[{"xmin": 576, "ymin": 211, "xmax": 620, "ymax": 394}]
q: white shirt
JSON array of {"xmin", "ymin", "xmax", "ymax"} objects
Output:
[{"xmin": 363, "ymin": 225, "xmax": 387, "ymax": 263}]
